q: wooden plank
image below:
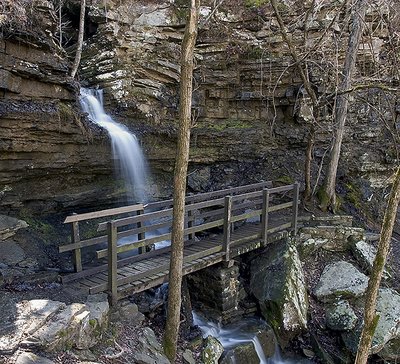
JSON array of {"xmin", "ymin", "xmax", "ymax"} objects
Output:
[
  {"xmin": 268, "ymin": 184, "xmax": 294, "ymax": 194},
  {"xmin": 64, "ymin": 204, "xmax": 144, "ymax": 223},
  {"xmin": 59, "ymin": 233, "xmax": 107, "ymax": 253},
  {"xmin": 71, "ymin": 222, "xmax": 82, "ymax": 272},
  {"xmin": 231, "ymin": 190, "xmax": 263, "ymax": 202},
  {"xmin": 267, "ymin": 222, "xmax": 292, "ymax": 234},
  {"xmin": 96, "ymin": 232, "xmax": 171, "ymax": 259},
  {"xmin": 107, "ymin": 222, "xmax": 118, "ymax": 306},
  {"xmin": 269, "ymin": 201, "xmax": 293, "ymax": 212},
  {"xmin": 223, "ymin": 196, "xmax": 233, "ymax": 261},
  {"xmin": 189, "ymin": 208, "xmax": 224, "ymax": 222},
  {"xmin": 185, "ymin": 197, "xmax": 225, "ymax": 211},
  {"xmin": 231, "ymin": 198, "xmax": 263, "ymax": 212},
  {"xmin": 98, "ymin": 207, "xmax": 173, "ymax": 231},
  {"xmin": 183, "ymin": 219, "xmax": 224, "ymax": 235},
  {"xmin": 231, "ymin": 233, "xmax": 261, "ymax": 246},
  {"xmin": 230, "ymin": 209, "xmax": 262, "ymax": 223},
  {"xmin": 261, "ymin": 188, "xmax": 269, "ymax": 244},
  {"xmin": 186, "ymin": 181, "xmax": 272, "ymax": 203}
]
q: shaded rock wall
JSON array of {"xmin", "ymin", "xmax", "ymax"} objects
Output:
[{"xmin": 0, "ymin": 0, "xmax": 398, "ymax": 224}]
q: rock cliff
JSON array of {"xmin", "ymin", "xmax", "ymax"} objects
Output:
[{"xmin": 0, "ymin": 0, "xmax": 398, "ymax": 227}]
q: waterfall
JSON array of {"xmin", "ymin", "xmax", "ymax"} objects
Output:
[
  {"xmin": 193, "ymin": 312, "xmax": 304, "ymax": 364},
  {"xmin": 79, "ymin": 88, "xmax": 147, "ymax": 202}
]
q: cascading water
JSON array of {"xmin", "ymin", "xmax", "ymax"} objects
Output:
[
  {"xmin": 193, "ymin": 312, "xmax": 308, "ymax": 364},
  {"xmin": 79, "ymin": 88, "xmax": 147, "ymax": 203}
]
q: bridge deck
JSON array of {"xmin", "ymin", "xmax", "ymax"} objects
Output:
[{"xmin": 67, "ymin": 220, "xmax": 289, "ymax": 301}]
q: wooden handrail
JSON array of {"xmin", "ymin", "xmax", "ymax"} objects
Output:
[
  {"xmin": 60, "ymin": 181, "xmax": 299, "ymax": 289},
  {"xmin": 64, "ymin": 203, "xmax": 144, "ymax": 223}
]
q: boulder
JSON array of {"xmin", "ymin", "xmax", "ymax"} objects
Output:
[
  {"xmin": 0, "ymin": 299, "xmax": 66, "ymax": 354},
  {"xmin": 0, "ymin": 215, "xmax": 28, "ymax": 241},
  {"xmin": 250, "ymin": 239, "xmax": 308, "ymax": 346},
  {"xmin": 378, "ymin": 337, "xmax": 400, "ymax": 361},
  {"xmin": 132, "ymin": 327, "xmax": 170, "ymax": 364},
  {"xmin": 314, "ymin": 261, "xmax": 368, "ymax": 302},
  {"xmin": 351, "ymin": 240, "xmax": 390, "ymax": 279},
  {"xmin": 220, "ymin": 342, "xmax": 260, "ymax": 364},
  {"xmin": 182, "ymin": 349, "xmax": 196, "ymax": 364},
  {"xmin": 0, "ymin": 240, "xmax": 25, "ymax": 265},
  {"xmin": 0, "ymin": 296, "xmax": 109, "ymax": 354},
  {"xmin": 15, "ymin": 352, "xmax": 55, "ymax": 364},
  {"xmin": 202, "ymin": 336, "xmax": 224, "ymax": 364},
  {"xmin": 342, "ymin": 288, "xmax": 400, "ymax": 357},
  {"xmin": 325, "ymin": 300, "xmax": 358, "ymax": 331}
]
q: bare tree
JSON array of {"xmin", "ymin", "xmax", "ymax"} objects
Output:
[
  {"xmin": 319, "ymin": 0, "xmax": 368, "ymax": 211},
  {"xmin": 355, "ymin": 166, "xmax": 400, "ymax": 364},
  {"xmin": 70, "ymin": 0, "xmax": 85, "ymax": 78},
  {"xmin": 163, "ymin": 0, "xmax": 200, "ymax": 361}
]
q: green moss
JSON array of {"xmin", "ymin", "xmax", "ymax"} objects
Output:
[
  {"xmin": 245, "ymin": 0, "xmax": 269, "ymax": 7},
  {"xmin": 345, "ymin": 182, "xmax": 362, "ymax": 209},
  {"xmin": 58, "ymin": 102, "xmax": 74, "ymax": 122},
  {"xmin": 275, "ymin": 175, "xmax": 294, "ymax": 184},
  {"xmin": 89, "ymin": 319, "xmax": 97, "ymax": 328},
  {"xmin": 316, "ymin": 187, "xmax": 330, "ymax": 210},
  {"xmin": 246, "ymin": 46, "xmax": 264, "ymax": 60}
]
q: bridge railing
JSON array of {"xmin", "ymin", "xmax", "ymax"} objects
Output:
[
  {"xmin": 60, "ymin": 182, "xmax": 272, "ymax": 274},
  {"xmin": 59, "ymin": 181, "xmax": 299, "ymax": 304}
]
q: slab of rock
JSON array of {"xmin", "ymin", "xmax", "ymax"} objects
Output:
[
  {"xmin": 0, "ymin": 299, "xmax": 66, "ymax": 354},
  {"xmin": 325, "ymin": 300, "xmax": 357, "ymax": 331},
  {"xmin": 182, "ymin": 349, "xmax": 196, "ymax": 364},
  {"xmin": 202, "ymin": 336, "xmax": 224, "ymax": 364},
  {"xmin": 0, "ymin": 240, "xmax": 25, "ymax": 265},
  {"xmin": 0, "ymin": 215, "xmax": 28, "ymax": 241},
  {"xmin": 351, "ymin": 240, "xmax": 390, "ymax": 279},
  {"xmin": 250, "ymin": 239, "xmax": 308, "ymax": 346},
  {"xmin": 15, "ymin": 351, "xmax": 55, "ymax": 364},
  {"xmin": 314, "ymin": 261, "xmax": 368, "ymax": 302},
  {"xmin": 0, "ymin": 296, "xmax": 109, "ymax": 354},
  {"xmin": 379, "ymin": 337, "xmax": 400, "ymax": 361},
  {"xmin": 342, "ymin": 288, "xmax": 400, "ymax": 357},
  {"xmin": 132, "ymin": 327, "xmax": 170, "ymax": 364},
  {"xmin": 220, "ymin": 342, "xmax": 260, "ymax": 364}
]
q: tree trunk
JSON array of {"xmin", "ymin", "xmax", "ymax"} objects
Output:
[
  {"xmin": 163, "ymin": 1, "xmax": 200, "ymax": 361},
  {"xmin": 70, "ymin": 0, "xmax": 85, "ymax": 78},
  {"xmin": 355, "ymin": 166, "xmax": 400, "ymax": 364},
  {"xmin": 320, "ymin": 0, "xmax": 367, "ymax": 211},
  {"xmin": 304, "ymin": 125, "xmax": 315, "ymax": 201}
]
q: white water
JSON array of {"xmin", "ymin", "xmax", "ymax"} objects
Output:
[
  {"xmin": 80, "ymin": 88, "xmax": 147, "ymax": 202},
  {"xmin": 193, "ymin": 312, "xmax": 298, "ymax": 364}
]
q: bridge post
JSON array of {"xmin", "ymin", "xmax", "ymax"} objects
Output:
[
  {"xmin": 261, "ymin": 188, "xmax": 270, "ymax": 244},
  {"xmin": 107, "ymin": 221, "xmax": 118, "ymax": 306},
  {"xmin": 71, "ymin": 221, "xmax": 82, "ymax": 272},
  {"xmin": 187, "ymin": 202, "xmax": 194, "ymax": 241},
  {"xmin": 137, "ymin": 209, "xmax": 145, "ymax": 254},
  {"xmin": 223, "ymin": 196, "xmax": 233, "ymax": 261},
  {"xmin": 292, "ymin": 182, "xmax": 300, "ymax": 235}
]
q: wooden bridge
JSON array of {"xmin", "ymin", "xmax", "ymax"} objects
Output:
[{"xmin": 59, "ymin": 182, "xmax": 299, "ymax": 305}]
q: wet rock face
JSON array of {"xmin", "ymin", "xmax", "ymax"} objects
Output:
[{"xmin": 249, "ymin": 238, "xmax": 308, "ymax": 346}]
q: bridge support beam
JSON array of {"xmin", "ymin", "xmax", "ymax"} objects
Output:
[{"xmin": 187, "ymin": 260, "xmax": 241, "ymax": 323}]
